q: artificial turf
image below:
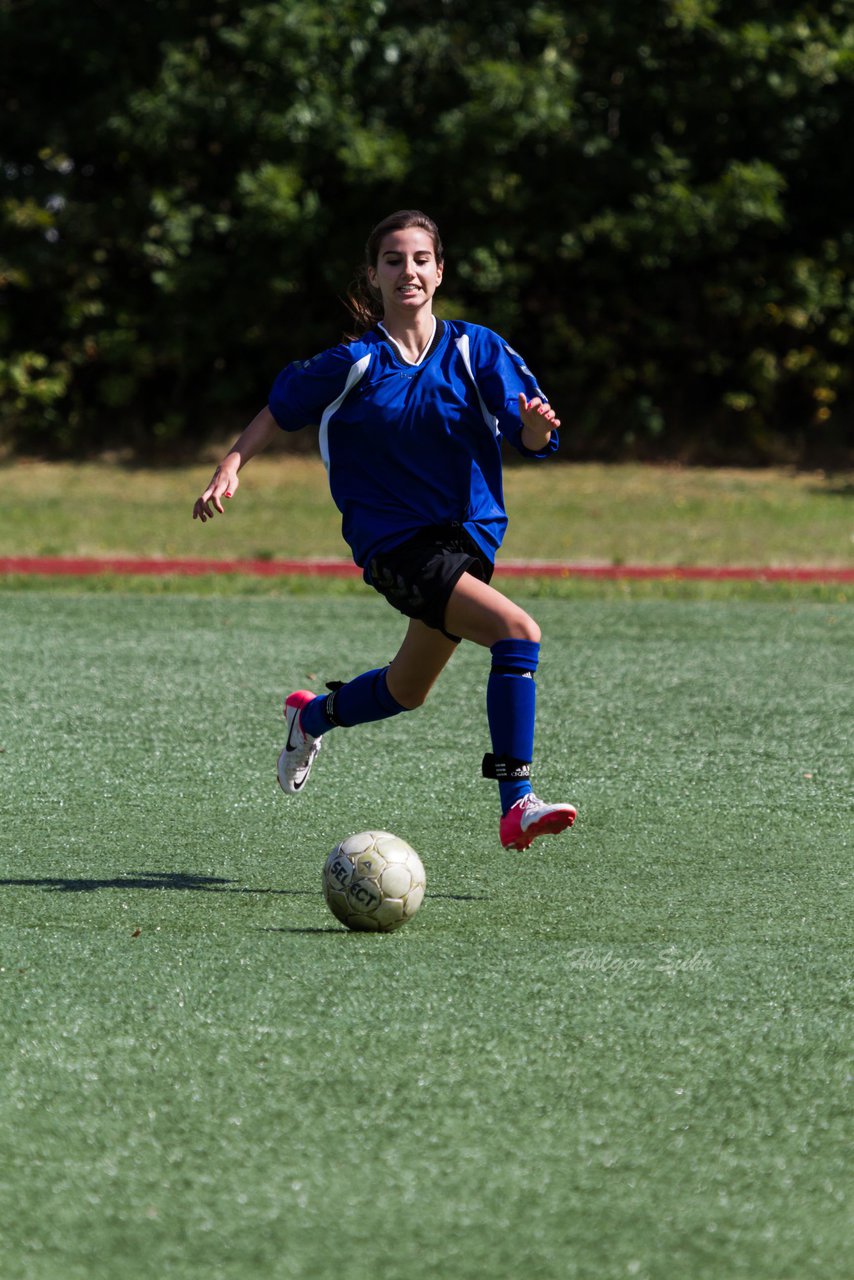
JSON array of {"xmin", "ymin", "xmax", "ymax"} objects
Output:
[{"xmin": 1, "ymin": 590, "xmax": 851, "ymax": 1279}]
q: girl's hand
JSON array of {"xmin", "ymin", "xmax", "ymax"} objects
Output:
[
  {"xmin": 193, "ymin": 458, "xmax": 240, "ymax": 522},
  {"xmin": 518, "ymin": 393, "xmax": 560, "ymax": 444}
]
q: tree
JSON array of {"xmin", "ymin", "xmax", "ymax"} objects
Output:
[{"xmin": 2, "ymin": 0, "xmax": 852, "ymax": 462}]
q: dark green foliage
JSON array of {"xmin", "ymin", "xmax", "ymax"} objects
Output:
[{"xmin": 2, "ymin": 1, "xmax": 852, "ymax": 461}]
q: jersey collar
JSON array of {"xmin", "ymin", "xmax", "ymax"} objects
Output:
[{"xmin": 377, "ymin": 317, "xmax": 444, "ymax": 367}]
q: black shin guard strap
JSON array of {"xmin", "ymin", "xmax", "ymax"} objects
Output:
[
  {"xmin": 324, "ymin": 681, "xmax": 345, "ymax": 728},
  {"xmin": 481, "ymin": 753, "xmax": 531, "ymax": 781}
]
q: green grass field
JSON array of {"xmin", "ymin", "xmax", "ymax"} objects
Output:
[{"xmin": 1, "ymin": 585, "xmax": 851, "ymax": 1280}]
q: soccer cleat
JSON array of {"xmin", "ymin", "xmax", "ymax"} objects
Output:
[
  {"xmin": 277, "ymin": 690, "xmax": 323, "ymax": 795},
  {"xmin": 499, "ymin": 793, "xmax": 577, "ymax": 851}
]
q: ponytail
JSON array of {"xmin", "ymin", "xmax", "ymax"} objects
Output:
[{"xmin": 343, "ymin": 266, "xmax": 384, "ymax": 341}]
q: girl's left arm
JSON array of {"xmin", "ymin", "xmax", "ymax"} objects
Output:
[
  {"xmin": 465, "ymin": 325, "xmax": 559, "ymax": 457},
  {"xmin": 518, "ymin": 392, "xmax": 560, "ymax": 452}
]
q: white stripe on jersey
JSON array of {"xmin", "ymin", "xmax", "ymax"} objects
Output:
[
  {"xmin": 454, "ymin": 334, "xmax": 500, "ymax": 438},
  {"xmin": 318, "ymin": 354, "xmax": 372, "ymax": 470}
]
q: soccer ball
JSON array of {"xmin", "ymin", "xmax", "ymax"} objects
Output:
[{"xmin": 322, "ymin": 831, "xmax": 426, "ymax": 932}]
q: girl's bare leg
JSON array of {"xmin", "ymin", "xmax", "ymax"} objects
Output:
[
  {"xmin": 444, "ymin": 571, "xmax": 540, "ymax": 647},
  {"xmin": 386, "ymin": 618, "xmax": 460, "ymax": 708}
]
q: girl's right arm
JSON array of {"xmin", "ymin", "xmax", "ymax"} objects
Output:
[{"xmin": 192, "ymin": 405, "xmax": 280, "ymax": 522}]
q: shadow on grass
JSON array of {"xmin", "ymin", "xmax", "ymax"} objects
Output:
[
  {"xmin": 0, "ymin": 872, "xmax": 316, "ymax": 896},
  {"xmin": 430, "ymin": 893, "xmax": 488, "ymax": 901},
  {"xmin": 0, "ymin": 875, "xmax": 489, "ymax": 905},
  {"xmin": 261, "ymin": 926, "xmax": 342, "ymax": 935}
]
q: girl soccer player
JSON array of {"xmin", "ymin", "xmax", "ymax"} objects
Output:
[{"xmin": 193, "ymin": 210, "xmax": 576, "ymax": 850}]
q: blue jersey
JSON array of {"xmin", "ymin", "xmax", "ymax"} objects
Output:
[{"xmin": 268, "ymin": 319, "xmax": 558, "ymax": 569}]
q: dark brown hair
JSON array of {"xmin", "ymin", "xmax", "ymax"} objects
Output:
[{"xmin": 344, "ymin": 209, "xmax": 444, "ymax": 338}]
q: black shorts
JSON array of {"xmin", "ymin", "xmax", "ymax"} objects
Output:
[{"xmin": 364, "ymin": 524, "xmax": 495, "ymax": 641}]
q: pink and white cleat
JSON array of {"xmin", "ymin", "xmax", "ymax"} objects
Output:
[
  {"xmin": 277, "ymin": 690, "xmax": 323, "ymax": 794},
  {"xmin": 499, "ymin": 793, "xmax": 577, "ymax": 851}
]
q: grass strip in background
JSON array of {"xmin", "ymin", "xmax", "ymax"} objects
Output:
[
  {"xmin": 1, "ymin": 571, "xmax": 851, "ymax": 605},
  {"xmin": 3, "ymin": 455, "xmax": 852, "ymax": 568}
]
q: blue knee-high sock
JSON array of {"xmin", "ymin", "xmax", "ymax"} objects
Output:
[
  {"xmin": 300, "ymin": 667, "xmax": 406, "ymax": 737},
  {"xmin": 487, "ymin": 638, "xmax": 540, "ymax": 814}
]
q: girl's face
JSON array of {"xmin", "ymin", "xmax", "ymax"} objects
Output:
[{"xmin": 367, "ymin": 227, "xmax": 444, "ymax": 318}]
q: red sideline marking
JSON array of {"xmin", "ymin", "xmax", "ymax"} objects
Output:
[
  {"xmin": 0, "ymin": 555, "xmax": 360, "ymax": 578},
  {"xmin": 1, "ymin": 555, "xmax": 852, "ymax": 582}
]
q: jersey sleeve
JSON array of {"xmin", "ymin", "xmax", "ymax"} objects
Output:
[
  {"xmin": 268, "ymin": 343, "xmax": 358, "ymax": 432},
  {"xmin": 470, "ymin": 327, "xmax": 559, "ymax": 458}
]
